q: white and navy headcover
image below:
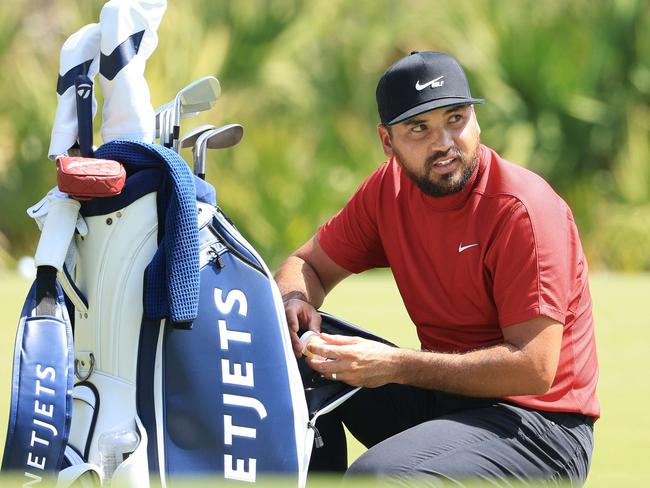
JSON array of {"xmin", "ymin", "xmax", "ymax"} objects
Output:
[
  {"xmin": 48, "ymin": 23, "xmax": 101, "ymax": 159},
  {"xmin": 48, "ymin": 0, "xmax": 167, "ymax": 159},
  {"xmin": 98, "ymin": 0, "xmax": 167, "ymax": 145}
]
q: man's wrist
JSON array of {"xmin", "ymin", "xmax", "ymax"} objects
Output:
[
  {"xmin": 282, "ymin": 291, "xmax": 310, "ymax": 305},
  {"xmin": 387, "ymin": 347, "xmax": 407, "ymax": 384}
]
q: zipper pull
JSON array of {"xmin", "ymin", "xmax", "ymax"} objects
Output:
[
  {"xmin": 308, "ymin": 421, "xmax": 324, "ymax": 448},
  {"xmin": 208, "ymin": 247, "xmax": 226, "ymax": 269}
]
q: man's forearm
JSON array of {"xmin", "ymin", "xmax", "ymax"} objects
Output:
[
  {"xmin": 274, "ymin": 255, "xmax": 327, "ymax": 308},
  {"xmin": 306, "ymin": 317, "xmax": 561, "ymax": 395},
  {"xmin": 391, "ymin": 343, "xmax": 553, "ymax": 397}
]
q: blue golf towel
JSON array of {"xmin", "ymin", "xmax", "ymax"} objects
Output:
[{"xmin": 95, "ymin": 141, "xmax": 200, "ymax": 327}]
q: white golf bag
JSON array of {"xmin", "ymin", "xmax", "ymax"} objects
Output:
[
  {"xmin": 60, "ymin": 141, "xmax": 314, "ymax": 486},
  {"xmin": 3, "ymin": 140, "xmax": 385, "ymax": 487}
]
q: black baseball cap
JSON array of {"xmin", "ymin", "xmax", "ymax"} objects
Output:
[{"xmin": 376, "ymin": 51, "xmax": 484, "ymax": 125}]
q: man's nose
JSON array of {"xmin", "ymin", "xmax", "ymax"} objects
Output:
[{"xmin": 429, "ymin": 127, "xmax": 453, "ymax": 153}]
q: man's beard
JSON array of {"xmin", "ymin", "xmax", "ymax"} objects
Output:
[{"xmin": 395, "ymin": 145, "xmax": 480, "ymax": 197}]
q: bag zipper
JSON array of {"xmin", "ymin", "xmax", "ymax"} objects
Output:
[{"xmin": 307, "ymin": 421, "xmax": 324, "ymax": 448}]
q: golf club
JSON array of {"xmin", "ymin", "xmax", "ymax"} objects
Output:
[
  {"xmin": 179, "ymin": 124, "xmax": 216, "ymax": 151},
  {"xmin": 154, "ymin": 76, "xmax": 220, "ymax": 150},
  {"xmin": 155, "ymin": 107, "xmax": 167, "ymax": 146},
  {"xmin": 171, "ymin": 76, "xmax": 221, "ymax": 151},
  {"xmin": 193, "ymin": 124, "xmax": 243, "ymax": 180},
  {"xmin": 154, "ymin": 101, "xmax": 170, "ymax": 142},
  {"xmin": 162, "ymin": 109, "xmax": 172, "ymax": 147}
]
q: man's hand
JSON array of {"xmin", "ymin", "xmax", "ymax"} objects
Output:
[
  {"xmin": 306, "ymin": 333, "xmax": 401, "ymax": 388},
  {"xmin": 284, "ymin": 297, "xmax": 321, "ymax": 358},
  {"xmin": 275, "ymin": 235, "xmax": 352, "ymax": 358}
]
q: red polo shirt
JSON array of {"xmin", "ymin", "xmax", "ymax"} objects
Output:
[{"xmin": 318, "ymin": 144, "xmax": 599, "ymax": 418}]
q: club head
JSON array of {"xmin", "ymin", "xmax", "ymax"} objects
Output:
[
  {"xmin": 177, "ymin": 76, "xmax": 221, "ymax": 115},
  {"xmin": 171, "ymin": 77, "xmax": 221, "ymax": 150},
  {"xmin": 179, "ymin": 124, "xmax": 216, "ymax": 149},
  {"xmin": 193, "ymin": 124, "xmax": 244, "ymax": 179},
  {"xmin": 204, "ymin": 124, "xmax": 244, "ymax": 149},
  {"xmin": 155, "ymin": 76, "xmax": 221, "ymax": 148}
]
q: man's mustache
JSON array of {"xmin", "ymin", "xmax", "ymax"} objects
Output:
[{"xmin": 426, "ymin": 147, "xmax": 463, "ymax": 168}]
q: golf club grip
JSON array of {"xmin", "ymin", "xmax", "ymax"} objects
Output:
[
  {"xmin": 35, "ymin": 266, "xmax": 57, "ymax": 316},
  {"xmin": 173, "ymin": 124, "xmax": 180, "ymax": 147},
  {"xmin": 75, "ymin": 74, "xmax": 94, "ymax": 157}
]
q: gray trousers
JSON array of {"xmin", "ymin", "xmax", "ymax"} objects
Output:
[{"xmin": 310, "ymin": 384, "xmax": 594, "ymax": 486}]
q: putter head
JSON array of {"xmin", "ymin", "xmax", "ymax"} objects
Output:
[
  {"xmin": 179, "ymin": 124, "xmax": 216, "ymax": 149},
  {"xmin": 193, "ymin": 124, "xmax": 244, "ymax": 179}
]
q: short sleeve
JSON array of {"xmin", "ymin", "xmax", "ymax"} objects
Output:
[
  {"xmin": 486, "ymin": 201, "xmax": 572, "ymax": 328},
  {"xmin": 317, "ymin": 169, "xmax": 389, "ymax": 273}
]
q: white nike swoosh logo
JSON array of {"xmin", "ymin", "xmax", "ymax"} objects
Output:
[
  {"xmin": 415, "ymin": 76, "xmax": 445, "ymax": 91},
  {"xmin": 458, "ymin": 243, "xmax": 479, "ymax": 253}
]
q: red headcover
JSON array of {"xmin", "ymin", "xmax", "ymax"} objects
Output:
[{"xmin": 56, "ymin": 156, "xmax": 126, "ymax": 200}]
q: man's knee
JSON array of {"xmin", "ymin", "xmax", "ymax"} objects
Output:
[
  {"xmin": 346, "ymin": 448, "xmax": 383, "ymax": 475},
  {"xmin": 345, "ymin": 440, "xmax": 414, "ymax": 477}
]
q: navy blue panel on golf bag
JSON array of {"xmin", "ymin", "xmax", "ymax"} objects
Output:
[
  {"xmin": 161, "ymin": 229, "xmax": 297, "ymax": 478},
  {"xmin": 1, "ymin": 281, "xmax": 74, "ymax": 482},
  {"xmin": 147, "ymin": 206, "xmax": 302, "ymax": 484}
]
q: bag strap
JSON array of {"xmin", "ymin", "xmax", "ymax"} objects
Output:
[
  {"xmin": 58, "ymin": 264, "xmax": 89, "ymax": 315},
  {"xmin": 1, "ymin": 281, "xmax": 75, "ymax": 481}
]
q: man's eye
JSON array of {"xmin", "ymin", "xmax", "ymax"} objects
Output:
[
  {"xmin": 449, "ymin": 114, "xmax": 463, "ymax": 123},
  {"xmin": 412, "ymin": 124, "xmax": 426, "ymax": 133}
]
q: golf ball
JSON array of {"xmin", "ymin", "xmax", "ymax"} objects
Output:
[{"xmin": 300, "ymin": 331, "xmax": 326, "ymax": 359}]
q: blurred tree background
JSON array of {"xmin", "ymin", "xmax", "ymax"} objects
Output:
[{"xmin": 0, "ymin": 0, "xmax": 649, "ymax": 271}]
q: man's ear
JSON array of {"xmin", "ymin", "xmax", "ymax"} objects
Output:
[{"xmin": 377, "ymin": 124, "xmax": 393, "ymax": 157}]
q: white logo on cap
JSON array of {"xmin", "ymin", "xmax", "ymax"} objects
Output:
[{"xmin": 415, "ymin": 76, "xmax": 445, "ymax": 91}]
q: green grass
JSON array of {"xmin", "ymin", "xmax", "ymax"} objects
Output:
[{"xmin": 1, "ymin": 270, "xmax": 648, "ymax": 486}]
